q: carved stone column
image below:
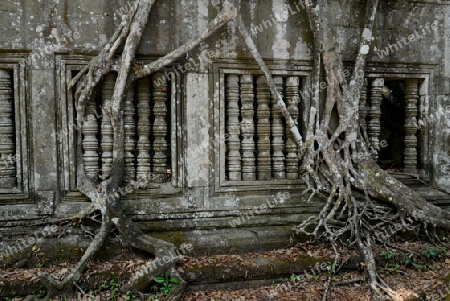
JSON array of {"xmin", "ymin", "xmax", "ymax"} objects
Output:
[
  {"xmin": 152, "ymin": 73, "xmax": 168, "ymax": 183},
  {"xmin": 240, "ymin": 75, "xmax": 256, "ymax": 181},
  {"xmin": 359, "ymin": 78, "xmax": 368, "ymax": 129},
  {"xmin": 256, "ymin": 76, "xmax": 271, "ymax": 180},
  {"xmin": 285, "ymin": 76, "xmax": 299, "ymax": 180},
  {"xmin": 368, "ymin": 78, "xmax": 384, "ymax": 161},
  {"xmin": 124, "ymin": 86, "xmax": 136, "ymax": 182},
  {"xmin": 404, "ymin": 79, "xmax": 419, "ymax": 173},
  {"xmin": 226, "ymin": 75, "xmax": 241, "ymax": 181},
  {"xmin": 0, "ymin": 70, "xmax": 16, "ymax": 188},
  {"xmin": 101, "ymin": 73, "xmax": 116, "ymax": 179},
  {"xmin": 136, "ymin": 77, "xmax": 151, "ymax": 182},
  {"xmin": 271, "ymin": 76, "xmax": 285, "ymax": 180},
  {"xmin": 82, "ymin": 100, "xmax": 99, "ymax": 180}
]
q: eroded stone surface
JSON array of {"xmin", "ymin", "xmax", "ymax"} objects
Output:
[{"xmin": 0, "ymin": 0, "xmax": 448, "ymax": 255}]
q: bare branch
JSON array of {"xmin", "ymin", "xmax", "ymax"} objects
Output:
[{"xmin": 131, "ymin": 0, "xmax": 241, "ymax": 81}]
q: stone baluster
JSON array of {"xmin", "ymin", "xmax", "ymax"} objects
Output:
[
  {"xmin": 368, "ymin": 78, "xmax": 384, "ymax": 161},
  {"xmin": 285, "ymin": 76, "xmax": 299, "ymax": 180},
  {"xmin": 82, "ymin": 100, "xmax": 99, "ymax": 180},
  {"xmin": 152, "ymin": 73, "xmax": 168, "ymax": 183},
  {"xmin": 226, "ymin": 75, "xmax": 241, "ymax": 181},
  {"xmin": 359, "ymin": 78, "xmax": 368, "ymax": 129},
  {"xmin": 101, "ymin": 73, "xmax": 116, "ymax": 179},
  {"xmin": 271, "ymin": 76, "xmax": 285, "ymax": 180},
  {"xmin": 240, "ymin": 74, "xmax": 256, "ymax": 181},
  {"xmin": 256, "ymin": 76, "xmax": 271, "ymax": 180},
  {"xmin": 136, "ymin": 77, "xmax": 151, "ymax": 182},
  {"xmin": 404, "ymin": 79, "xmax": 419, "ymax": 173},
  {"xmin": 0, "ymin": 70, "xmax": 16, "ymax": 188},
  {"xmin": 124, "ymin": 86, "xmax": 136, "ymax": 182}
]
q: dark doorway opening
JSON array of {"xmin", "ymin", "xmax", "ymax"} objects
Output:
[{"xmin": 378, "ymin": 80, "xmax": 405, "ymax": 171}]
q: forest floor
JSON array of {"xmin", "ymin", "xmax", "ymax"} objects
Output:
[
  {"xmin": 180, "ymin": 241, "xmax": 450, "ymax": 301},
  {"xmin": 1, "ymin": 241, "xmax": 449, "ymax": 300}
]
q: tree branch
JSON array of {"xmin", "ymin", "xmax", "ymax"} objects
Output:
[{"xmin": 130, "ymin": 0, "xmax": 240, "ymax": 82}]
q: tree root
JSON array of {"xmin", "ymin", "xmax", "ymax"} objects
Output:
[
  {"xmin": 18, "ymin": 209, "xmax": 187, "ymax": 299},
  {"xmin": 39, "ymin": 214, "xmax": 112, "ymax": 298}
]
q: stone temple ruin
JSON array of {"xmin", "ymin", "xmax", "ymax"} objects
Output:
[{"xmin": 0, "ymin": 0, "xmax": 449, "ymax": 260}]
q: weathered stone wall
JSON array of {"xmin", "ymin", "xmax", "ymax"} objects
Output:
[{"xmin": 0, "ymin": 0, "xmax": 449, "ymax": 255}]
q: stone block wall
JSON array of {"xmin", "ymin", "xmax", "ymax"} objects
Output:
[{"xmin": 0, "ymin": 0, "xmax": 448, "ymax": 254}]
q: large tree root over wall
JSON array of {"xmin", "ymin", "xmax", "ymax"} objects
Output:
[{"xmin": 2, "ymin": 0, "xmax": 447, "ymax": 300}]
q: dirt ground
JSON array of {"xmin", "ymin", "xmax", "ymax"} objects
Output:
[
  {"xmin": 180, "ymin": 241, "xmax": 450, "ymax": 301},
  {"xmin": 1, "ymin": 241, "xmax": 449, "ymax": 300}
]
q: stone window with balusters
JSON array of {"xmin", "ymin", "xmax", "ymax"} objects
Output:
[
  {"xmin": 0, "ymin": 56, "xmax": 29, "ymax": 200},
  {"xmin": 58, "ymin": 56, "xmax": 182, "ymax": 200},
  {"xmin": 80, "ymin": 72, "xmax": 173, "ymax": 184},
  {"xmin": 211, "ymin": 62, "xmax": 312, "ymax": 191},
  {"xmin": 212, "ymin": 62, "xmax": 429, "ymax": 191}
]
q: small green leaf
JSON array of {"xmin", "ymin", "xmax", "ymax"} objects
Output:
[
  {"xmin": 154, "ymin": 277, "xmax": 165, "ymax": 283},
  {"xmin": 170, "ymin": 278, "xmax": 180, "ymax": 284}
]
